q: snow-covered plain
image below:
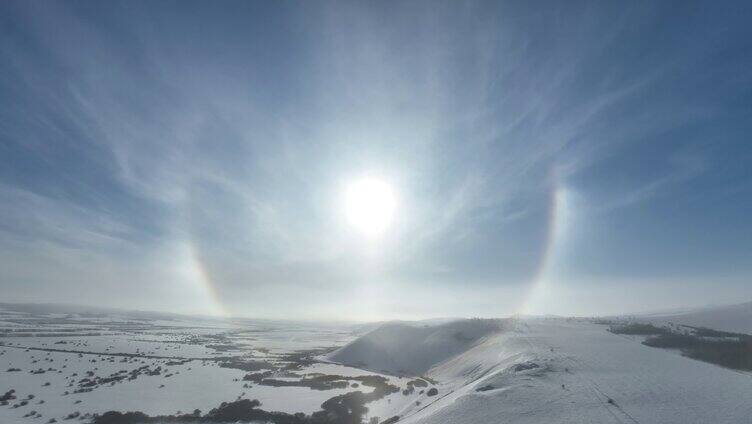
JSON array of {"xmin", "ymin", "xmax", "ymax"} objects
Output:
[
  {"xmin": 0, "ymin": 305, "xmax": 400, "ymax": 423},
  {"xmin": 2, "ymin": 304, "xmax": 752, "ymax": 423}
]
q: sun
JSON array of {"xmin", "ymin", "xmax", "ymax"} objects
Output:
[{"xmin": 344, "ymin": 178, "xmax": 397, "ymax": 237}]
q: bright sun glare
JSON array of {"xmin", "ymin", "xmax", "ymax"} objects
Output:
[{"xmin": 344, "ymin": 178, "xmax": 397, "ymax": 237}]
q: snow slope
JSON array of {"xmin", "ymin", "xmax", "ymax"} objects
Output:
[{"xmin": 329, "ymin": 318, "xmax": 752, "ymax": 424}]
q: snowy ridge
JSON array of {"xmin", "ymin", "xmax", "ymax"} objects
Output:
[{"xmin": 330, "ymin": 318, "xmax": 752, "ymax": 424}]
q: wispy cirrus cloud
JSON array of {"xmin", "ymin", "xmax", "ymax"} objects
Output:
[{"xmin": 1, "ymin": 1, "xmax": 751, "ymax": 319}]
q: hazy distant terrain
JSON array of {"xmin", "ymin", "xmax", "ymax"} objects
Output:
[{"xmin": 636, "ymin": 302, "xmax": 752, "ymax": 335}]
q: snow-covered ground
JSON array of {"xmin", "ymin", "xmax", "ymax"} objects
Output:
[
  {"xmin": 3, "ymin": 304, "xmax": 752, "ymax": 423},
  {"xmin": 0, "ymin": 305, "xmax": 374, "ymax": 422}
]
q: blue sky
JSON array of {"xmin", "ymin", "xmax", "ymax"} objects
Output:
[{"xmin": 1, "ymin": 0, "xmax": 751, "ymax": 320}]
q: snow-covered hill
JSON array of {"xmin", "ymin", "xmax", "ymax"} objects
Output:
[
  {"xmin": 325, "ymin": 319, "xmax": 504, "ymax": 375},
  {"xmin": 329, "ymin": 317, "xmax": 752, "ymax": 424}
]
